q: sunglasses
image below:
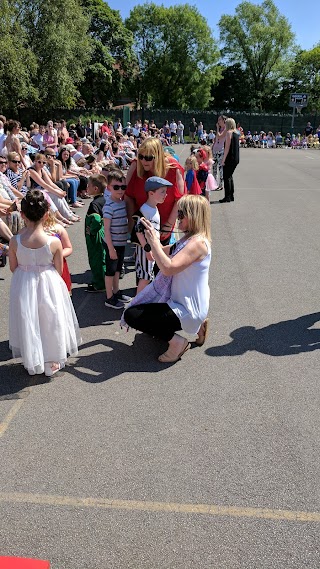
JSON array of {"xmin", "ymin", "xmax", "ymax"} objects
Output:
[
  {"xmin": 138, "ymin": 154, "xmax": 154, "ymax": 162},
  {"xmin": 0, "ymin": 161, "xmax": 7, "ymax": 165},
  {"xmin": 21, "ymin": 147, "xmax": 27, "ymax": 150},
  {"xmin": 45, "ymin": 154, "xmax": 55, "ymax": 157},
  {"xmin": 111, "ymin": 184, "xmax": 127, "ymax": 191},
  {"xmin": 37, "ymin": 160, "xmax": 46, "ymax": 164},
  {"xmin": 177, "ymin": 210, "xmax": 185, "ymax": 220},
  {"xmin": 10, "ymin": 160, "xmax": 21, "ymax": 164}
]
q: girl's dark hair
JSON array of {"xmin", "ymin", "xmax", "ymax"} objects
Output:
[
  {"xmin": 86, "ymin": 155, "xmax": 96, "ymax": 165},
  {"xmin": 21, "ymin": 189, "xmax": 49, "ymax": 222},
  {"xmin": 57, "ymin": 147, "xmax": 71, "ymax": 168}
]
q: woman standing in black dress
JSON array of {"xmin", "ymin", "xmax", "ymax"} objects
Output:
[{"xmin": 219, "ymin": 118, "xmax": 240, "ymax": 203}]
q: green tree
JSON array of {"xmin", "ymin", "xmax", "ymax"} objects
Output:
[
  {"xmin": 210, "ymin": 64, "xmax": 252, "ymax": 110},
  {"xmin": 219, "ymin": 0, "xmax": 295, "ymax": 110},
  {"xmin": 79, "ymin": 0, "xmax": 134, "ymax": 107},
  {"xmin": 0, "ymin": 1, "xmax": 38, "ymax": 113},
  {"xmin": 126, "ymin": 3, "xmax": 221, "ymax": 109},
  {"xmin": 18, "ymin": 0, "xmax": 91, "ymax": 110},
  {"xmin": 291, "ymin": 45, "xmax": 320, "ymax": 110}
]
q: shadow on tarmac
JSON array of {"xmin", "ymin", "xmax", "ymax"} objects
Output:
[
  {"xmin": 69, "ymin": 333, "xmax": 195, "ymax": 383},
  {"xmin": 205, "ymin": 312, "xmax": 320, "ymax": 357},
  {"xmin": 0, "ymin": 332, "xmax": 195, "ymax": 396}
]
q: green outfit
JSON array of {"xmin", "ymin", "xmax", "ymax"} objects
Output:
[{"xmin": 85, "ymin": 211, "xmax": 106, "ymax": 290}]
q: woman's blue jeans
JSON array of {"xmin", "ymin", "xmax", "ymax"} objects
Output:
[{"xmin": 65, "ymin": 178, "xmax": 79, "ymax": 203}]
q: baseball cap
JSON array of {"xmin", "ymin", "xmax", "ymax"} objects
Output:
[
  {"xmin": 144, "ymin": 176, "xmax": 173, "ymax": 192},
  {"xmin": 65, "ymin": 137, "xmax": 74, "ymax": 144},
  {"xmin": 66, "ymin": 144, "xmax": 76, "ymax": 152}
]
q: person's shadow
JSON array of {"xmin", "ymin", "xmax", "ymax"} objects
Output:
[
  {"xmin": 206, "ymin": 312, "xmax": 320, "ymax": 357},
  {"xmin": 0, "ymin": 332, "xmax": 188, "ymax": 397},
  {"xmin": 68, "ymin": 333, "xmax": 189, "ymax": 383}
]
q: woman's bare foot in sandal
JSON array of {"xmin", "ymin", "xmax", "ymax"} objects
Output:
[
  {"xmin": 195, "ymin": 318, "xmax": 209, "ymax": 346},
  {"xmin": 158, "ymin": 334, "xmax": 190, "ymax": 363}
]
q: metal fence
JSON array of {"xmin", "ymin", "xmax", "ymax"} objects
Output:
[{"xmin": 14, "ymin": 107, "xmax": 320, "ymax": 135}]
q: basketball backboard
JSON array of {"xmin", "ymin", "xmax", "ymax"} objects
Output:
[{"xmin": 289, "ymin": 93, "xmax": 308, "ymax": 108}]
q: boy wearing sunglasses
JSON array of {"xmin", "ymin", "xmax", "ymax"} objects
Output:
[{"xmin": 102, "ymin": 170, "xmax": 130, "ymax": 309}]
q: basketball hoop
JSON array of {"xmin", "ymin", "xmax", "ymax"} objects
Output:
[{"xmin": 296, "ymin": 105, "xmax": 303, "ymax": 115}]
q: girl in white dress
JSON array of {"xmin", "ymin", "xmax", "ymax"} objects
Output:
[{"xmin": 8, "ymin": 189, "xmax": 81, "ymax": 377}]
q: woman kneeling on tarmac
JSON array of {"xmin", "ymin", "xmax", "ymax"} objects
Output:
[{"xmin": 123, "ymin": 194, "xmax": 211, "ymax": 363}]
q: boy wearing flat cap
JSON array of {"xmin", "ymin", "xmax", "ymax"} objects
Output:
[{"xmin": 135, "ymin": 176, "xmax": 172, "ymax": 294}]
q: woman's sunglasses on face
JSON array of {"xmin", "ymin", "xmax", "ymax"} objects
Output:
[
  {"xmin": 37, "ymin": 160, "xmax": 46, "ymax": 164},
  {"xmin": 177, "ymin": 210, "xmax": 185, "ymax": 220},
  {"xmin": 138, "ymin": 154, "xmax": 154, "ymax": 162}
]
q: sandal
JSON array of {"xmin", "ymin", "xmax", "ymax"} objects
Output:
[
  {"xmin": 44, "ymin": 362, "xmax": 61, "ymax": 377},
  {"xmin": 195, "ymin": 318, "xmax": 209, "ymax": 346},
  {"xmin": 158, "ymin": 339, "xmax": 190, "ymax": 363}
]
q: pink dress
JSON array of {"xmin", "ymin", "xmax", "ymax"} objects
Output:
[{"xmin": 43, "ymin": 132, "xmax": 57, "ymax": 152}]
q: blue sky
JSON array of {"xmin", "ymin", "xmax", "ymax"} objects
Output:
[{"xmin": 107, "ymin": 0, "xmax": 319, "ymax": 51}]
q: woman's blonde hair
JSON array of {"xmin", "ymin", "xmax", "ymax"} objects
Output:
[
  {"xmin": 178, "ymin": 194, "xmax": 211, "ymax": 242},
  {"xmin": 137, "ymin": 138, "xmax": 168, "ymax": 178},
  {"xmin": 7, "ymin": 151, "xmax": 20, "ymax": 162},
  {"xmin": 35, "ymin": 152, "xmax": 46, "ymax": 162},
  {"xmin": 225, "ymin": 118, "xmax": 236, "ymax": 131},
  {"xmin": 185, "ymin": 155, "xmax": 198, "ymax": 170}
]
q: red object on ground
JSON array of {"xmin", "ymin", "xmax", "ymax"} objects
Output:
[{"xmin": 0, "ymin": 558, "xmax": 50, "ymax": 568}]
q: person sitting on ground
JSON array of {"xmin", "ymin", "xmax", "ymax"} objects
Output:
[
  {"xmin": 43, "ymin": 121, "xmax": 58, "ymax": 154},
  {"xmin": 123, "ymin": 194, "xmax": 211, "ymax": 363},
  {"xmin": 56, "ymin": 147, "xmax": 84, "ymax": 208},
  {"xmin": 28, "ymin": 153, "xmax": 76, "ymax": 225}
]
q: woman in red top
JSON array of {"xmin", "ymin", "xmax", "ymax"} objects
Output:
[{"xmin": 126, "ymin": 138, "xmax": 185, "ymax": 243}]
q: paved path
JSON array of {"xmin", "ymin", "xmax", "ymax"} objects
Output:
[{"xmin": 1, "ymin": 147, "xmax": 320, "ymax": 568}]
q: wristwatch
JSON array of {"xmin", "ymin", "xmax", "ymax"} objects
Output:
[{"xmin": 144, "ymin": 243, "xmax": 151, "ymax": 252}]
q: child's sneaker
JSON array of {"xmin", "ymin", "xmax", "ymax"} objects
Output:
[{"xmin": 104, "ymin": 295, "xmax": 124, "ymax": 309}]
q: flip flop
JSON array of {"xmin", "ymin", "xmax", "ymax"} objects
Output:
[
  {"xmin": 158, "ymin": 340, "xmax": 190, "ymax": 363},
  {"xmin": 195, "ymin": 318, "xmax": 209, "ymax": 346}
]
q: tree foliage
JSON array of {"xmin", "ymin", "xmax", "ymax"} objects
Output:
[
  {"xmin": 291, "ymin": 45, "xmax": 320, "ymax": 110},
  {"xmin": 219, "ymin": 0, "xmax": 296, "ymax": 110},
  {"xmin": 0, "ymin": 1, "xmax": 38, "ymax": 112},
  {"xmin": 125, "ymin": 3, "xmax": 221, "ymax": 110},
  {"xmin": 79, "ymin": 0, "xmax": 134, "ymax": 107},
  {"xmin": 17, "ymin": 0, "xmax": 91, "ymax": 110}
]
